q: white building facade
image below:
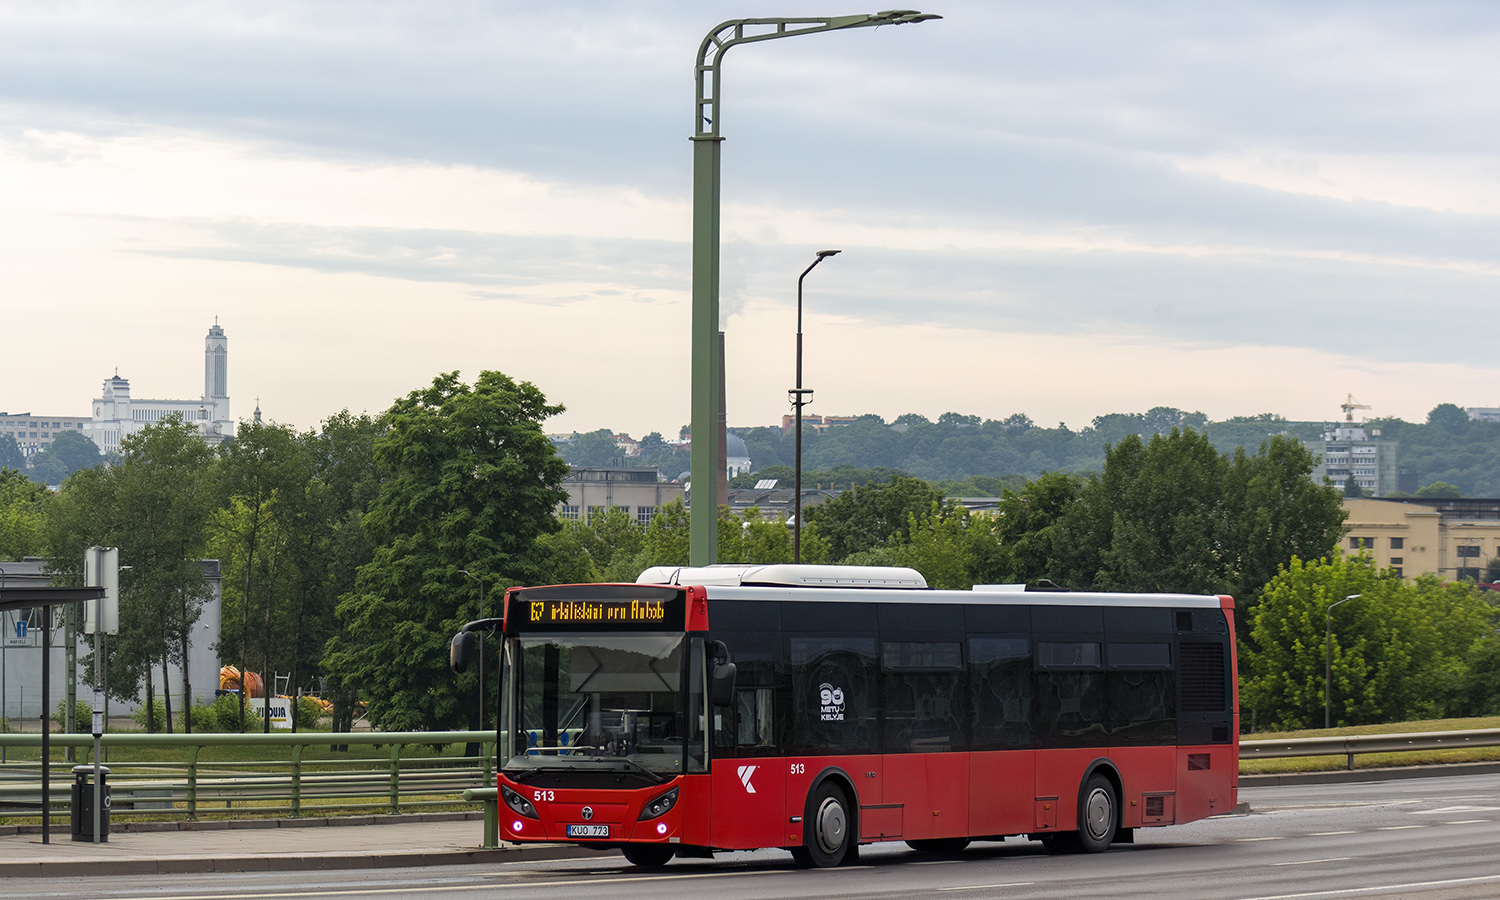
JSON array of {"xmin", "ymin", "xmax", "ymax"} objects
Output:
[{"xmin": 85, "ymin": 324, "xmax": 234, "ymax": 455}]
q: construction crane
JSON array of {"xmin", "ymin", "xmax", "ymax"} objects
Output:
[{"xmin": 1341, "ymin": 393, "xmax": 1372, "ymax": 422}]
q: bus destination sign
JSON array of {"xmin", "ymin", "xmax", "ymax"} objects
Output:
[
  {"xmin": 529, "ymin": 598, "xmax": 667, "ymax": 624},
  {"xmin": 508, "ymin": 585, "xmax": 686, "ymax": 631}
]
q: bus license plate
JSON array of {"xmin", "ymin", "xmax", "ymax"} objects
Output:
[{"xmin": 567, "ymin": 824, "xmax": 610, "ymax": 838}]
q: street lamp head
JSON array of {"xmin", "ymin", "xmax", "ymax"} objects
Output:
[
  {"xmin": 816, "ymin": 249, "xmax": 842, "ymax": 259},
  {"xmin": 872, "ymin": 10, "xmax": 944, "ymax": 24}
]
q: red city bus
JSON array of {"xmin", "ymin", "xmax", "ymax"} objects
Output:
[{"xmin": 449, "ymin": 565, "xmax": 1238, "ymax": 868}]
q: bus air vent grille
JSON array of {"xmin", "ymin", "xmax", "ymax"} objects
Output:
[{"xmin": 1179, "ymin": 642, "xmax": 1226, "ymax": 712}]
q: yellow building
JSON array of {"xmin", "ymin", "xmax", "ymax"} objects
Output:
[{"xmin": 1342, "ymin": 497, "xmax": 1500, "ymax": 581}]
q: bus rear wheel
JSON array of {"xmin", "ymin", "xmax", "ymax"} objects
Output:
[
  {"xmin": 792, "ymin": 782, "xmax": 854, "ymax": 868},
  {"xmin": 906, "ymin": 838, "xmax": 971, "ymax": 854},
  {"xmin": 621, "ymin": 845, "xmax": 675, "ymax": 868}
]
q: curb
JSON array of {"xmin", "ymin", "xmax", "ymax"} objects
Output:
[
  {"xmin": 1240, "ymin": 760, "xmax": 1500, "ymax": 787},
  {"xmin": 0, "ymin": 810, "xmax": 484, "ymax": 837},
  {"xmin": 0, "ymin": 842, "xmax": 610, "ymax": 879}
]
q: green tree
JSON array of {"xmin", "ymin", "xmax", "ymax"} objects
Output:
[
  {"xmin": 989, "ymin": 471, "xmax": 1083, "ymax": 585},
  {"xmin": 28, "ymin": 431, "xmax": 103, "ymax": 481},
  {"xmin": 0, "ymin": 435, "xmax": 24, "ymax": 471},
  {"xmin": 213, "ymin": 421, "xmax": 318, "ymax": 731},
  {"xmin": 1416, "ymin": 480, "xmax": 1462, "ymax": 498},
  {"xmin": 1048, "ymin": 432, "xmax": 1344, "ymax": 620},
  {"xmin": 537, "ymin": 507, "xmax": 646, "ymax": 584},
  {"xmin": 45, "ymin": 417, "xmax": 218, "ymax": 730},
  {"xmin": 1049, "ymin": 429, "xmax": 1229, "ymax": 595},
  {"xmin": 641, "ymin": 498, "xmax": 690, "ymax": 568},
  {"xmin": 806, "ymin": 475, "xmax": 947, "ymax": 562},
  {"xmin": 536, "ymin": 519, "xmax": 605, "ymax": 585},
  {"xmin": 716, "ymin": 506, "xmax": 828, "ymax": 566},
  {"xmin": 562, "ymin": 429, "xmax": 627, "ymax": 467},
  {"xmin": 323, "ymin": 371, "xmax": 569, "ymax": 732},
  {"xmin": 0, "ymin": 467, "xmax": 50, "ymax": 559},
  {"xmin": 1244, "ymin": 555, "xmax": 1491, "ymax": 730},
  {"xmin": 308, "ymin": 410, "xmax": 384, "ymax": 736},
  {"xmin": 891, "ymin": 504, "xmax": 978, "ymax": 590},
  {"xmin": 1426, "ymin": 403, "xmax": 1470, "ymax": 434}
]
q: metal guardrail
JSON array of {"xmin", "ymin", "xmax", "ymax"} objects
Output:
[
  {"xmin": 0, "ymin": 730, "xmax": 497, "ymax": 820},
  {"xmin": 1241, "ymin": 728, "xmax": 1500, "ymax": 770},
  {"xmin": 3, "ymin": 726, "xmax": 1496, "ymax": 823}
]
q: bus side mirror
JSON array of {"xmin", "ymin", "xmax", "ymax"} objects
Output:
[
  {"xmin": 450, "ymin": 630, "xmax": 476, "ymax": 674},
  {"xmin": 708, "ymin": 640, "xmax": 736, "ymax": 707}
]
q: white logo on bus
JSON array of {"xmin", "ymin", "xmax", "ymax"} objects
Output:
[
  {"xmin": 819, "ymin": 683, "xmax": 845, "ymax": 722},
  {"xmin": 738, "ymin": 764, "xmax": 758, "ymax": 793}
]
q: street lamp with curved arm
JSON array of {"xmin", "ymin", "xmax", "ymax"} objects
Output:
[
  {"xmin": 688, "ymin": 11, "xmax": 940, "ymax": 566},
  {"xmin": 1325, "ymin": 593, "xmax": 1360, "ymax": 729},
  {"xmin": 791, "ymin": 249, "xmax": 840, "ymax": 562}
]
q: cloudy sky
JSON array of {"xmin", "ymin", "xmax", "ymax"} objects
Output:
[{"xmin": 4, "ymin": 1, "xmax": 1499, "ymax": 437}]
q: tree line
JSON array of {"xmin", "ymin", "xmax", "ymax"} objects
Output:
[
  {"xmin": 555, "ymin": 429, "xmax": 1500, "ymax": 729},
  {"xmin": 559, "ymin": 403, "xmax": 1500, "ymax": 497},
  {"xmin": 4, "ymin": 375, "xmax": 1498, "ymax": 735}
]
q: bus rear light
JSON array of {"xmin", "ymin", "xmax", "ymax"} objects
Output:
[
  {"xmin": 638, "ymin": 787, "xmax": 679, "ymax": 821},
  {"xmin": 502, "ymin": 784, "xmax": 539, "ymax": 819}
]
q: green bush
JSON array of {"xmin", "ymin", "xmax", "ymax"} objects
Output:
[
  {"xmin": 53, "ymin": 698, "xmax": 94, "ymax": 734},
  {"xmin": 131, "ymin": 698, "xmax": 169, "ymax": 733},
  {"xmin": 295, "ymin": 696, "xmax": 325, "ymax": 729},
  {"xmin": 188, "ymin": 694, "xmax": 260, "ymax": 732}
]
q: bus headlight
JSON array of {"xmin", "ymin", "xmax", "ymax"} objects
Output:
[
  {"xmin": 501, "ymin": 784, "xmax": 539, "ymax": 819},
  {"xmin": 638, "ymin": 787, "xmax": 679, "ymax": 821}
]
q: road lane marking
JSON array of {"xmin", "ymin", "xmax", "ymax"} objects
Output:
[
  {"xmin": 95, "ymin": 868, "xmax": 789, "ymax": 900},
  {"xmin": 1376, "ymin": 825, "xmax": 1423, "ymax": 830},
  {"xmin": 1273, "ymin": 857, "xmax": 1351, "ymax": 867},
  {"xmin": 1443, "ymin": 819, "xmax": 1489, "ymax": 824},
  {"xmin": 938, "ymin": 883, "xmax": 1036, "ymax": 892},
  {"xmin": 1236, "ymin": 836, "xmax": 1284, "ymax": 841},
  {"xmin": 1306, "ymin": 831, "xmax": 1356, "ymax": 836},
  {"xmin": 1237, "ymin": 873, "xmax": 1500, "ymax": 900}
]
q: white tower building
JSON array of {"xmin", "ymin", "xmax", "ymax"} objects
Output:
[{"xmin": 84, "ymin": 323, "xmax": 236, "ymax": 454}]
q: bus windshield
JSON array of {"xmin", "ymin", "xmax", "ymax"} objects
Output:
[{"xmin": 507, "ymin": 633, "xmax": 692, "ymax": 780}]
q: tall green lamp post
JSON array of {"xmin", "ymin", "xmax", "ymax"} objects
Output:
[{"xmin": 688, "ymin": 11, "xmax": 940, "ymax": 566}]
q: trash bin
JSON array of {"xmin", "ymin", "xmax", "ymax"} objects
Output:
[{"xmin": 70, "ymin": 764, "xmax": 110, "ymax": 842}]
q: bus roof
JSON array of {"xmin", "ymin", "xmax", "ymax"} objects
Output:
[
  {"xmin": 636, "ymin": 565, "xmax": 1229, "ymax": 609},
  {"xmin": 636, "ymin": 564, "xmax": 928, "ymax": 589}
]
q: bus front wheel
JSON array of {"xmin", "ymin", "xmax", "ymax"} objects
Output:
[
  {"xmin": 791, "ymin": 782, "xmax": 854, "ymax": 868},
  {"xmin": 621, "ymin": 844, "xmax": 675, "ymax": 868},
  {"xmin": 1075, "ymin": 774, "xmax": 1118, "ymax": 853}
]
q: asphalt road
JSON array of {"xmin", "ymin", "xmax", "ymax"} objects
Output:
[{"xmin": 14, "ymin": 774, "xmax": 1500, "ymax": 900}]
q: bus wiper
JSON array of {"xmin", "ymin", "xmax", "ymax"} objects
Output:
[
  {"xmin": 584, "ymin": 754, "xmax": 667, "ymax": 785},
  {"xmin": 514, "ymin": 757, "xmax": 666, "ymax": 784}
]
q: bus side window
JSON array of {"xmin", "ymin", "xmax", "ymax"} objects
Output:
[
  {"xmin": 882, "ymin": 640, "xmax": 964, "ymax": 753},
  {"xmin": 736, "ymin": 687, "xmax": 775, "ymax": 750},
  {"xmin": 1035, "ymin": 640, "xmax": 1106, "ymax": 746},
  {"xmin": 969, "ymin": 635, "xmax": 1032, "ymax": 750},
  {"xmin": 708, "ymin": 633, "xmax": 779, "ymax": 757},
  {"xmin": 787, "ymin": 635, "xmax": 879, "ymax": 755},
  {"xmin": 1105, "ymin": 642, "xmax": 1175, "ymax": 744}
]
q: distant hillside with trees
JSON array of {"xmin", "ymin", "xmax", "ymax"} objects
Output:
[{"xmin": 557, "ymin": 403, "xmax": 1500, "ymax": 497}]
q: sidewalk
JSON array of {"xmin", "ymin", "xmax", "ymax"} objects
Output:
[{"xmin": 0, "ymin": 813, "xmax": 604, "ymax": 878}]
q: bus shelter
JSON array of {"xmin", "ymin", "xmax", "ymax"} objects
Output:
[{"xmin": 0, "ymin": 585, "xmax": 106, "ymax": 844}]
